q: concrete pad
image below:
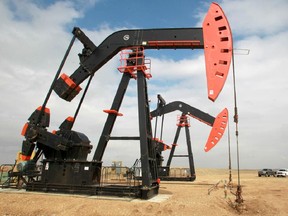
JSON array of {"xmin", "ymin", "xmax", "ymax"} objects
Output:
[
  {"xmin": 0, "ymin": 188, "xmax": 26, "ymax": 193},
  {"xmin": 131, "ymin": 194, "xmax": 171, "ymax": 203},
  {"xmin": 0, "ymin": 188, "xmax": 170, "ymax": 203},
  {"xmin": 87, "ymin": 195, "xmax": 134, "ymax": 202}
]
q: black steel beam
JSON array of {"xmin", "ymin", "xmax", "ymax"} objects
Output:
[
  {"xmin": 53, "ymin": 28, "xmax": 203, "ymax": 101},
  {"xmin": 150, "ymin": 101, "xmax": 215, "ymax": 126},
  {"xmin": 109, "ymin": 136, "xmax": 140, "ymax": 140},
  {"xmin": 93, "ymin": 73, "xmax": 131, "ymax": 161}
]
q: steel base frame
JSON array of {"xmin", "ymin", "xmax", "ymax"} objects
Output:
[{"xmin": 26, "ymin": 182, "xmax": 159, "ymax": 199}]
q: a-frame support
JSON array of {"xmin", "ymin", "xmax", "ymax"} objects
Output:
[
  {"xmin": 93, "ymin": 73, "xmax": 131, "ymax": 161},
  {"xmin": 93, "ymin": 48, "xmax": 159, "ymax": 198},
  {"xmin": 137, "ymin": 70, "xmax": 159, "ymax": 194},
  {"xmin": 165, "ymin": 114, "xmax": 196, "ymax": 181},
  {"xmin": 157, "ymin": 114, "xmax": 196, "ymax": 181}
]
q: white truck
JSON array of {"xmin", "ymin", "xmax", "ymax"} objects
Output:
[{"xmin": 275, "ymin": 169, "xmax": 288, "ymax": 177}]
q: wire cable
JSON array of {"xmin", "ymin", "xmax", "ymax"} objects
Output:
[
  {"xmin": 231, "ymin": 48, "xmax": 243, "ymax": 204},
  {"xmin": 37, "ymin": 35, "xmax": 76, "ymax": 125}
]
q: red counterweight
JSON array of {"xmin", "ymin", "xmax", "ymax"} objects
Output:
[
  {"xmin": 204, "ymin": 108, "xmax": 228, "ymax": 152},
  {"xmin": 203, "ymin": 3, "xmax": 233, "ymax": 102}
]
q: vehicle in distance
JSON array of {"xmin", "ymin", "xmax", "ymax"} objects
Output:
[
  {"xmin": 275, "ymin": 169, "xmax": 288, "ymax": 177},
  {"xmin": 258, "ymin": 168, "xmax": 275, "ymax": 177}
]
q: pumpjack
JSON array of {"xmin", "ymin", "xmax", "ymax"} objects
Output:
[
  {"xmin": 9, "ymin": 3, "xmax": 232, "ymax": 199},
  {"xmin": 150, "ymin": 94, "xmax": 228, "ymax": 181}
]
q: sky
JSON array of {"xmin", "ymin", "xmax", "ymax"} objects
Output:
[{"xmin": 0, "ymin": 0, "xmax": 287, "ymax": 170}]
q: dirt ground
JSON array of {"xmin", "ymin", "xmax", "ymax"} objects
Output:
[{"xmin": 0, "ymin": 168, "xmax": 287, "ymax": 216}]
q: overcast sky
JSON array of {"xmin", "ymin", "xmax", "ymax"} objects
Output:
[{"xmin": 0, "ymin": 0, "xmax": 287, "ymax": 170}]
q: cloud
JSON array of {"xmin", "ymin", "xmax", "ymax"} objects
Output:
[
  {"xmin": 221, "ymin": 0, "xmax": 288, "ymax": 36},
  {"xmin": 0, "ymin": 0, "xmax": 116, "ymax": 164},
  {"xmin": 195, "ymin": 0, "xmax": 288, "ymax": 37},
  {"xmin": 188, "ymin": 0, "xmax": 288, "ymax": 169},
  {"xmin": 0, "ymin": 0, "xmax": 287, "ymax": 170}
]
